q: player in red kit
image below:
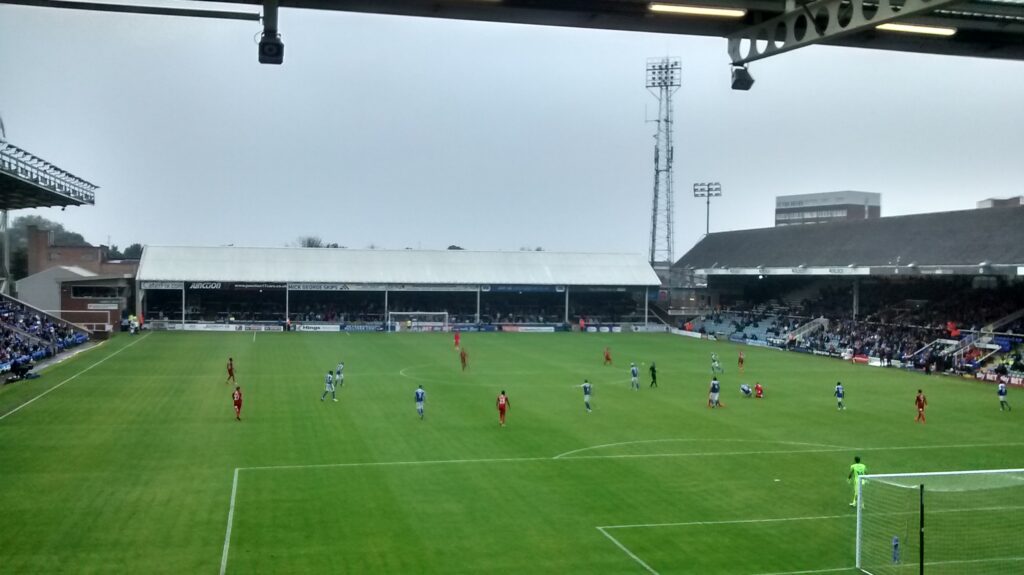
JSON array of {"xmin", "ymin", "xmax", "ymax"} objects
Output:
[
  {"xmin": 497, "ymin": 390, "xmax": 510, "ymax": 427},
  {"xmin": 915, "ymin": 389, "xmax": 928, "ymax": 423},
  {"xmin": 738, "ymin": 351, "xmax": 745, "ymax": 373},
  {"xmin": 454, "ymin": 330, "xmax": 461, "ymax": 349},
  {"xmin": 603, "ymin": 347, "xmax": 612, "ymax": 366},
  {"xmin": 232, "ymin": 386, "xmax": 243, "ymax": 421},
  {"xmin": 754, "ymin": 382, "xmax": 764, "ymax": 398},
  {"xmin": 460, "ymin": 347, "xmax": 468, "ymax": 371},
  {"xmin": 226, "ymin": 357, "xmax": 235, "ymax": 384}
]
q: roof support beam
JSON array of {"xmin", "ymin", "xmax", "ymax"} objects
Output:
[{"xmin": 727, "ymin": 0, "xmax": 964, "ymax": 65}]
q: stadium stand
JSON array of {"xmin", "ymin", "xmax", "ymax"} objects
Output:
[
  {"xmin": 0, "ymin": 293, "xmax": 90, "ymax": 380},
  {"xmin": 136, "ymin": 247, "xmax": 662, "ymax": 330},
  {"xmin": 672, "ymin": 207, "xmax": 1024, "ymax": 376}
]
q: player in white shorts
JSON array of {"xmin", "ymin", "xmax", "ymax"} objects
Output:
[{"xmin": 320, "ymin": 371, "xmax": 337, "ymax": 402}]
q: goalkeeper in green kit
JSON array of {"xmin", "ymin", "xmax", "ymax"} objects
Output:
[{"xmin": 848, "ymin": 456, "xmax": 867, "ymax": 507}]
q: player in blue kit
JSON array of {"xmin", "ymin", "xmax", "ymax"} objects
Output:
[
  {"xmin": 740, "ymin": 383, "xmax": 752, "ymax": 398},
  {"xmin": 708, "ymin": 377, "xmax": 721, "ymax": 408},
  {"xmin": 579, "ymin": 379, "xmax": 593, "ymax": 413},
  {"xmin": 630, "ymin": 362, "xmax": 640, "ymax": 391},
  {"xmin": 320, "ymin": 371, "xmax": 336, "ymax": 402},
  {"xmin": 834, "ymin": 381, "xmax": 846, "ymax": 410},
  {"xmin": 999, "ymin": 382, "xmax": 1011, "ymax": 411},
  {"xmin": 415, "ymin": 385, "xmax": 426, "ymax": 419}
]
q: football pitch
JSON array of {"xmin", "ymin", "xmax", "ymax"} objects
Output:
[{"xmin": 1, "ymin": 331, "xmax": 1022, "ymax": 574}]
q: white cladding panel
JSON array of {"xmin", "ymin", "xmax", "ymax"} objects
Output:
[{"xmin": 137, "ymin": 246, "xmax": 661, "ymax": 286}]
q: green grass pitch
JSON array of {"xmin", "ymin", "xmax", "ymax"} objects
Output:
[{"xmin": 1, "ymin": 331, "xmax": 1021, "ymax": 574}]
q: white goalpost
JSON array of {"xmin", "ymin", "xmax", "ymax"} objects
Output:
[
  {"xmin": 387, "ymin": 311, "xmax": 449, "ymax": 333},
  {"xmin": 856, "ymin": 468, "xmax": 1024, "ymax": 575}
]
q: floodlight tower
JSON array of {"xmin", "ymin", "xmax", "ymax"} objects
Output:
[{"xmin": 646, "ymin": 57, "xmax": 681, "ymax": 270}]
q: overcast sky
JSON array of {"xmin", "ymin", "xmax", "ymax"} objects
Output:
[{"xmin": 1, "ymin": 3, "xmax": 1022, "ymax": 258}]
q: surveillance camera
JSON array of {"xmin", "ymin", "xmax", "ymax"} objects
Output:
[{"xmin": 259, "ymin": 32, "xmax": 284, "ymax": 65}]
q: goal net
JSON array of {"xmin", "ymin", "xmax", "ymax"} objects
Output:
[
  {"xmin": 387, "ymin": 311, "xmax": 449, "ymax": 333},
  {"xmin": 856, "ymin": 469, "xmax": 1024, "ymax": 575}
]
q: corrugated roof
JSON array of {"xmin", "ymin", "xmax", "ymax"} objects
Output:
[
  {"xmin": 137, "ymin": 246, "xmax": 661, "ymax": 286},
  {"xmin": 675, "ymin": 206, "xmax": 1024, "ymax": 269}
]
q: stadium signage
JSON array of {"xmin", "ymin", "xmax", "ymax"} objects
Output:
[
  {"xmin": 87, "ymin": 303, "xmax": 119, "ymax": 310},
  {"xmin": 189, "ymin": 282, "xmax": 222, "ymax": 290},
  {"xmin": 234, "ymin": 283, "xmax": 285, "ymax": 290},
  {"xmin": 141, "ymin": 281, "xmax": 184, "ymax": 290},
  {"xmin": 297, "ymin": 324, "xmax": 341, "ymax": 332}
]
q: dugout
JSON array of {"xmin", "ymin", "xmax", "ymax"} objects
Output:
[
  {"xmin": 135, "ymin": 246, "xmax": 661, "ymax": 330},
  {"xmin": 671, "ymin": 206, "xmax": 1024, "ymax": 323}
]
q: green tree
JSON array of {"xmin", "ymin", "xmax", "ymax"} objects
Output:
[
  {"xmin": 3, "ymin": 215, "xmax": 91, "ymax": 280},
  {"xmin": 123, "ymin": 243, "xmax": 144, "ymax": 259}
]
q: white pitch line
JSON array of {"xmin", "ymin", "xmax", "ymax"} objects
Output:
[
  {"xmin": 553, "ymin": 438, "xmax": 848, "ymax": 459},
  {"xmin": 557, "ymin": 441, "xmax": 1024, "ymax": 463},
  {"xmin": 751, "ymin": 567, "xmax": 854, "ymax": 575},
  {"xmin": 252, "ymin": 332, "xmax": 256, "ymax": 343},
  {"xmin": 0, "ymin": 333, "xmax": 151, "ymax": 423},
  {"xmin": 240, "ymin": 455, "xmax": 552, "ymax": 472},
  {"xmin": 599, "ymin": 514, "xmax": 853, "ymax": 530},
  {"xmin": 597, "ymin": 527, "xmax": 660, "ymax": 575},
  {"xmin": 219, "ymin": 468, "xmax": 240, "ymax": 575}
]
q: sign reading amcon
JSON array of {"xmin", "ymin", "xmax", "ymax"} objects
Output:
[{"xmin": 697, "ymin": 267, "xmax": 871, "ymax": 276}]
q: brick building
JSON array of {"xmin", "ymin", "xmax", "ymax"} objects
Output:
[{"xmin": 26, "ymin": 225, "xmax": 139, "ymax": 277}]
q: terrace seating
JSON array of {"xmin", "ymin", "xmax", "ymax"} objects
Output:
[{"xmin": 0, "ymin": 293, "xmax": 89, "ymax": 378}]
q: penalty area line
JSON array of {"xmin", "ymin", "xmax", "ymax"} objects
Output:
[
  {"xmin": 0, "ymin": 333, "xmax": 152, "ymax": 423},
  {"xmin": 597, "ymin": 527, "xmax": 660, "ymax": 575}
]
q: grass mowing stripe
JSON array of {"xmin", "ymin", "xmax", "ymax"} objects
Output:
[{"xmin": 0, "ymin": 333, "xmax": 151, "ymax": 423}]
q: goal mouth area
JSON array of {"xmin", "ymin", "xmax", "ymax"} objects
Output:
[{"xmin": 386, "ymin": 312, "xmax": 450, "ymax": 333}]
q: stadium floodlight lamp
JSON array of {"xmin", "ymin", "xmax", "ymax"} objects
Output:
[
  {"xmin": 731, "ymin": 65, "xmax": 755, "ymax": 90},
  {"xmin": 876, "ymin": 23, "xmax": 957, "ymax": 36},
  {"xmin": 649, "ymin": 2, "xmax": 747, "ymax": 18}
]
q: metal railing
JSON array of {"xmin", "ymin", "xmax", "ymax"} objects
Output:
[{"xmin": 0, "ymin": 143, "xmax": 96, "ymax": 205}]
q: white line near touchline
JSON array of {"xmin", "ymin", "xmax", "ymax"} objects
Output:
[
  {"xmin": 553, "ymin": 438, "xmax": 850, "ymax": 459},
  {"xmin": 597, "ymin": 527, "xmax": 660, "ymax": 575},
  {"xmin": 0, "ymin": 333, "xmax": 151, "ymax": 423},
  {"xmin": 219, "ymin": 468, "xmax": 240, "ymax": 575}
]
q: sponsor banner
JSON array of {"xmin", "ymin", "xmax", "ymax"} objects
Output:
[
  {"xmin": 164, "ymin": 323, "xmax": 241, "ymax": 332},
  {"xmin": 245, "ymin": 325, "xmax": 284, "ymax": 332},
  {"xmin": 698, "ymin": 267, "xmax": 870, "ymax": 276},
  {"xmin": 852, "ymin": 354, "xmax": 870, "ymax": 364},
  {"xmin": 387, "ymin": 284, "xmax": 477, "ymax": 292},
  {"xmin": 343, "ymin": 324, "xmax": 386, "ymax": 333},
  {"xmin": 501, "ymin": 325, "xmax": 555, "ymax": 333},
  {"xmin": 297, "ymin": 324, "xmax": 341, "ymax": 332},
  {"xmin": 976, "ymin": 372, "xmax": 1024, "ymax": 386},
  {"xmin": 705, "ymin": 334, "xmax": 717, "ymax": 341},
  {"xmin": 234, "ymin": 283, "xmax": 285, "ymax": 290},
  {"xmin": 140, "ymin": 281, "xmax": 184, "ymax": 290},
  {"xmin": 670, "ymin": 329, "xmax": 703, "ymax": 338},
  {"xmin": 87, "ymin": 303, "xmax": 119, "ymax": 310},
  {"xmin": 574, "ymin": 286, "xmax": 629, "ymax": 293},
  {"xmin": 160, "ymin": 323, "xmax": 282, "ymax": 332},
  {"xmin": 188, "ymin": 282, "xmax": 284, "ymax": 290},
  {"xmin": 747, "ymin": 340, "xmax": 770, "ymax": 348},
  {"xmin": 633, "ymin": 325, "xmax": 668, "ymax": 333},
  {"xmin": 488, "ymin": 285, "xmax": 560, "ymax": 293},
  {"xmin": 729, "ymin": 334, "xmax": 746, "ymax": 343}
]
